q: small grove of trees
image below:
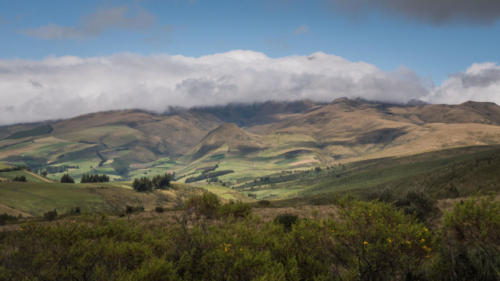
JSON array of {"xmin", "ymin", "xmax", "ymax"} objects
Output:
[
  {"xmin": 80, "ymin": 174, "xmax": 110, "ymax": 183},
  {"xmin": 132, "ymin": 173, "xmax": 172, "ymax": 192},
  {"xmin": 12, "ymin": 175, "xmax": 27, "ymax": 182},
  {"xmin": 60, "ymin": 174, "xmax": 74, "ymax": 183}
]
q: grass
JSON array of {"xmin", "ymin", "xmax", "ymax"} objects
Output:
[
  {"xmin": 0, "ymin": 180, "xmax": 195, "ymax": 217},
  {"xmin": 0, "ymin": 182, "xmax": 107, "ymax": 216},
  {"xmin": 195, "ymin": 183, "xmax": 248, "ymax": 201},
  {"xmin": 0, "ymin": 163, "xmax": 14, "ymax": 170},
  {"xmin": 0, "ymin": 170, "xmax": 47, "ymax": 183},
  {"xmin": 47, "ymin": 158, "xmax": 103, "ymax": 182},
  {"xmin": 5, "ymin": 124, "xmax": 52, "ymax": 139},
  {"xmin": 236, "ymin": 145, "xmax": 500, "ymax": 201},
  {"xmin": 56, "ymin": 125, "xmax": 144, "ymax": 147}
]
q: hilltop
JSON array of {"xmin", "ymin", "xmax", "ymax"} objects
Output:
[{"xmin": 2, "ymin": 98, "xmax": 500, "ymax": 200}]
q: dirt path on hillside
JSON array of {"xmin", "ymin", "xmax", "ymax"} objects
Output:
[{"xmin": 25, "ymin": 170, "xmax": 53, "ymax": 183}]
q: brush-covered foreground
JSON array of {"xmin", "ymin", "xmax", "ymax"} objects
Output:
[{"xmin": 0, "ymin": 195, "xmax": 499, "ymax": 281}]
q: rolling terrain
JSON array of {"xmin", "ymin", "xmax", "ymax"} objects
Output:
[{"xmin": 2, "ymin": 98, "xmax": 500, "ymax": 202}]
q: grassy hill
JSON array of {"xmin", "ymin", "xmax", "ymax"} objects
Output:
[
  {"xmin": 0, "ymin": 179, "xmax": 203, "ymax": 217},
  {"xmin": 239, "ymin": 145, "xmax": 500, "ymax": 203},
  {"xmin": 2, "ymin": 98, "xmax": 500, "ymax": 196}
]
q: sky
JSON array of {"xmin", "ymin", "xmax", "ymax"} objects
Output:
[{"xmin": 1, "ymin": 0, "xmax": 500, "ymax": 124}]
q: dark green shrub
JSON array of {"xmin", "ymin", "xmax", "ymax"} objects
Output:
[
  {"xmin": 133, "ymin": 177, "xmax": 153, "ymax": 192},
  {"xmin": 257, "ymin": 200, "xmax": 271, "ymax": 207},
  {"xmin": 70, "ymin": 207, "xmax": 81, "ymax": 215},
  {"xmin": 435, "ymin": 197, "xmax": 500, "ymax": 281},
  {"xmin": 332, "ymin": 199, "xmax": 434, "ymax": 280},
  {"xmin": 396, "ymin": 191, "xmax": 440, "ymax": 222},
  {"xmin": 133, "ymin": 174, "xmax": 171, "ymax": 192},
  {"xmin": 152, "ymin": 174, "xmax": 171, "ymax": 189},
  {"xmin": 154, "ymin": 207, "xmax": 164, "ymax": 213},
  {"xmin": 0, "ymin": 213, "xmax": 18, "ymax": 225},
  {"xmin": 184, "ymin": 192, "xmax": 220, "ymax": 219},
  {"xmin": 43, "ymin": 210, "xmax": 57, "ymax": 221},
  {"xmin": 80, "ymin": 173, "xmax": 110, "ymax": 183},
  {"xmin": 218, "ymin": 201, "xmax": 252, "ymax": 218},
  {"xmin": 274, "ymin": 213, "xmax": 298, "ymax": 232},
  {"xmin": 377, "ymin": 188, "xmax": 396, "ymax": 203},
  {"xmin": 125, "ymin": 205, "xmax": 145, "ymax": 214},
  {"xmin": 60, "ymin": 174, "xmax": 74, "ymax": 183},
  {"xmin": 12, "ymin": 175, "xmax": 26, "ymax": 182},
  {"xmin": 2, "ymin": 198, "xmax": 499, "ymax": 281}
]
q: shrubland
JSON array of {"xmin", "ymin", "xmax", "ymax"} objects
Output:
[{"xmin": 0, "ymin": 194, "xmax": 498, "ymax": 281}]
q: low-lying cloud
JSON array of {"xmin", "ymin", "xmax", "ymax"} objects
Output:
[
  {"xmin": 0, "ymin": 50, "xmax": 498, "ymax": 125},
  {"xmin": 329, "ymin": 0, "xmax": 500, "ymax": 24},
  {"xmin": 425, "ymin": 62, "xmax": 500, "ymax": 104}
]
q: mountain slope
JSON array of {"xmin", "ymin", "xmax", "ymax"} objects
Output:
[
  {"xmin": 2, "ymin": 99, "xmax": 500, "ymax": 184},
  {"xmin": 190, "ymin": 123, "xmax": 263, "ymax": 160}
]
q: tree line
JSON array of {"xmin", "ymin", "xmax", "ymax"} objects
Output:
[
  {"xmin": 80, "ymin": 173, "xmax": 110, "ymax": 183},
  {"xmin": 133, "ymin": 173, "xmax": 172, "ymax": 192},
  {"xmin": 59, "ymin": 173, "xmax": 110, "ymax": 184}
]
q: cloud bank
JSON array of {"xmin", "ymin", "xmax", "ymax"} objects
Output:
[
  {"xmin": 426, "ymin": 62, "xmax": 500, "ymax": 104},
  {"xmin": 0, "ymin": 50, "xmax": 498, "ymax": 125},
  {"xmin": 330, "ymin": 0, "xmax": 500, "ymax": 24},
  {"xmin": 21, "ymin": 6, "xmax": 155, "ymax": 40}
]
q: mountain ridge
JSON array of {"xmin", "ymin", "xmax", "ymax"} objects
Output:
[{"xmin": 2, "ymin": 98, "xmax": 500, "ymax": 183}]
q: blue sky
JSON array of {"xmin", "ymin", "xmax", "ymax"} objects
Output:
[
  {"xmin": 1, "ymin": 0, "xmax": 499, "ymax": 83},
  {"xmin": 2, "ymin": 0, "xmax": 500, "ymax": 124}
]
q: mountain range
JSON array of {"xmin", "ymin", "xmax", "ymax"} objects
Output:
[{"xmin": 2, "ymin": 98, "xmax": 500, "ymax": 190}]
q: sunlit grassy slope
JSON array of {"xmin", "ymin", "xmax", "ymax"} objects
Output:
[
  {"xmin": 232, "ymin": 145, "xmax": 500, "ymax": 201},
  {"xmin": 0, "ymin": 178, "xmax": 204, "ymax": 217},
  {"xmin": 2, "ymin": 99, "xmax": 500, "ymax": 193}
]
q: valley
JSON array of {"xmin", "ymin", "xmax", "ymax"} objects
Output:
[
  {"xmin": 2, "ymin": 99, "xmax": 500, "ymax": 199},
  {"xmin": 1, "ymin": 99, "xmax": 500, "ymax": 217}
]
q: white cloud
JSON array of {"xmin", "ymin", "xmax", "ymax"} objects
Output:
[
  {"xmin": 0, "ymin": 50, "xmax": 433, "ymax": 125},
  {"xmin": 5, "ymin": 51, "xmax": 500, "ymax": 125},
  {"xmin": 425, "ymin": 62, "xmax": 500, "ymax": 104},
  {"xmin": 20, "ymin": 6, "xmax": 156, "ymax": 40}
]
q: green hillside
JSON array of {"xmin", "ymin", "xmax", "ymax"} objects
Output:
[
  {"xmin": 0, "ymin": 177, "xmax": 202, "ymax": 217},
  {"xmin": 1, "ymin": 99, "xmax": 500, "ymax": 206},
  {"xmin": 233, "ymin": 145, "xmax": 500, "ymax": 201}
]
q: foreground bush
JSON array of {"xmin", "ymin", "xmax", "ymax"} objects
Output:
[
  {"xmin": 332, "ymin": 200, "xmax": 434, "ymax": 280},
  {"xmin": 217, "ymin": 201, "xmax": 252, "ymax": 219},
  {"xmin": 184, "ymin": 192, "xmax": 221, "ymax": 219},
  {"xmin": 434, "ymin": 197, "xmax": 500, "ymax": 281},
  {"xmin": 274, "ymin": 213, "xmax": 298, "ymax": 232},
  {"xmin": 0, "ymin": 198, "xmax": 498, "ymax": 280}
]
